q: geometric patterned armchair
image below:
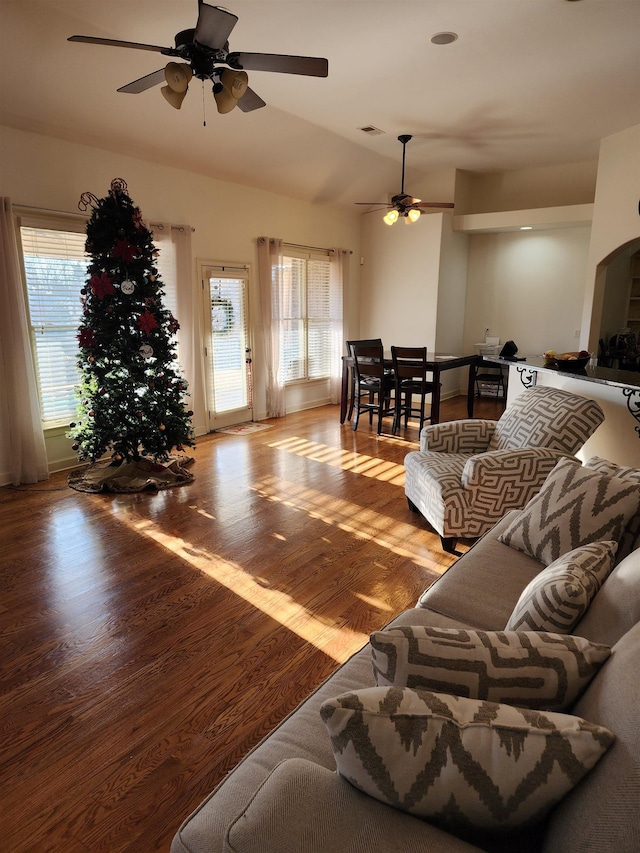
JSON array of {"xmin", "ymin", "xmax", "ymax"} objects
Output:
[{"xmin": 404, "ymin": 386, "xmax": 605, "ymax": 554}]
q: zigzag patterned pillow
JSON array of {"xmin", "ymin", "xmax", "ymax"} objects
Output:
[
  {"xmin": 320, "ymin": 687, "xmax": 614, "ymax": 832},
  {"xmin": 584, "ymin": 456, "xmax": 640, "ymax": 560},
  {"xmin": 370, "ymin": 626, "xmax": 611, "ymax": 711},
  {"xmin": 505, "ymin": 540, "xmax": 617, "ymax": 633},
  {"xmin": 498, "ymin": 456, "xmax": 640, "ymax": 564}
]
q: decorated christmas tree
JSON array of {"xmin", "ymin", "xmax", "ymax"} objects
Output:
[{"xmin": 68, "ymin": 178, "xmax": 194, "ymax": 470}]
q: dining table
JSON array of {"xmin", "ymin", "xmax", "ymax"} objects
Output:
[{"xmin": 340, "ymin": 352, "xmax": 481, "ymax": 425}]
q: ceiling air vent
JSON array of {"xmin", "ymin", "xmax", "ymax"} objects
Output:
[{"xmin": 359, "ymin": 125, "xmax": 385, "ymax": 136}]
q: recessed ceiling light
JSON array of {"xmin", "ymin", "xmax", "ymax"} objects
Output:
[
  {"xmin": 520, "ymin": 226, "xmax": 533, "ymax": 230},
  {"xmin": 431, "ymin": 32, "xmax": 458, "ymax": 45}
]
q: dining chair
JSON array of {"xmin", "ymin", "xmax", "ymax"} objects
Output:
[
  {"xmin": 391, "ymin": 346, "xmax": 437, "ymax": 435},
  {"xmin": 345, "ymin": 338, "xmax": 384, "ymax": 421},
  {"xmin": 474, "ymin": 364, "xmax": 507, "ymax": 398},
  {"xmin": 351, "ymin": 342, "xmax": 394, "ymax": 434}
]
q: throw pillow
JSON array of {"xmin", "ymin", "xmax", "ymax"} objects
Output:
[
  {"xmin": 370, "ymin": 626, "xmax": 611, "ymax": 711},
  {"xmin": 320, "ymin": 687, "xmax": 614, "ymax": 832},
  {"xmin": 498, "ymin": 456, "xmax": 640, "ymax": 564},
  {"xmin": 584, "ymin": 456, "xmax": 640, "ymax": 560},
  {"xmin": 505, "ymin": 541, "xmax": 617, "ymax": 633}
]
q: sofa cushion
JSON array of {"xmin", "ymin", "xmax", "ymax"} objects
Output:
[
  {"xmin": 370, "ymin": 626, "xmax": 611, "ymax": 712},
  {"xmin": 224, "ymin": 758, "xmax": 483, "ymax": 853},
  {"xmin": 584, "ymin": 456, "xmax": 640, "ymax": 560},
  {"xmin": 498, "ymin": 457, "xmax": 640, "ymax": 565},
  {"xmin": 417, "ymin": 511, "xmax": 546, "ymax": 630},
  {"xmin": 505, "ymin": 541, "xmax": 617, "ymax": 633},
  {"xmin": 542, "ymin": 623, "xmax": 640, "ymax": 853},
  {"xmin": 320, "ymin": 687, "xmax": 614, "ymax": 833}
]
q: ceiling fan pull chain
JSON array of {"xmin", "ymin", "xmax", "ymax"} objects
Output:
[{"xmin": 202, "ymin": 79, "xmax": 207, "ymax": 127}]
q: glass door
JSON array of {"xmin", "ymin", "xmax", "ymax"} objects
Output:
[{"xmin": 201, "ymin": 264, "xmax": 253, "ymax": 430}]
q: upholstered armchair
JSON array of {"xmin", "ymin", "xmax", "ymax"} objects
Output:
[{"xmin": 404, "ymin": 385, "xmax": 605, "ymax": 554}]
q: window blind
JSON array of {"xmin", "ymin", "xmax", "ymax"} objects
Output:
[
  {"xmin": 281, "ymin": 254, "xmax": 331, "ymax": 381},
  {"xmin": 20, "ymin": 227, "xmax": 89, "ymax": 426}
]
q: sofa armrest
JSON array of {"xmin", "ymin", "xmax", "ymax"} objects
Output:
[
  {"xmin": 225, "ymin": 758, "xmax": 486, "ymax": 853},
  {"xmin": 462, "ymin": 447, "xmax": 570, "ymax": 491},
  {"xmin": 420, "ymin": 419, "xmax": 497, "ymax": 453}
]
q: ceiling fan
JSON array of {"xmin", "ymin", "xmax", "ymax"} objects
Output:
[
  {"xmin": 68, "ymin": 1, "xmax": 328, "ymax": 115},
  {"xmin": 356, "ymin": 134, "xmax": 454, "ymax": 224}
]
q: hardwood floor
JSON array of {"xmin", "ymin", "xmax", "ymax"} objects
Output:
[{"xmin": 0, "ymin": 395, "xmax": 504, "ymax": 852}]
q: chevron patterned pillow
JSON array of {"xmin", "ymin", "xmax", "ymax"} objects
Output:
[
  {"xmin": 505, "ymin": 540, "xmax": 617, "ymax": 633},
  {"xmin": 320, "ymin": 687, "xmax": 614, "ymax": 832},
  {"xmin": 498, "ymin": 456, "xmax": 640, "ymax": 564},
  {"xmin": 584, "ymin": 456, "xmax": 640, "ymax": 560},
  {"xmin": 370, "ymin": 626, "xmax": 611, "ymax": 711}
]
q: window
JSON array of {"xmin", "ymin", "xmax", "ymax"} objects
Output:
[
  {"xmin": 282, "ymin": 252, "xmax": 331, "ymax": 382},
  {"xmin": 19, "ymin": 217, "xmax": 181, "ymax": 429},
  {"xmin": 20, "ymin": 225, "xmax": 89, "ymax": 427}
]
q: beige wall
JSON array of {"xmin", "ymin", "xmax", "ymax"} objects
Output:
[{"xmin": 0, "ymin": 124, "xmax": 362, "ymax": 478}]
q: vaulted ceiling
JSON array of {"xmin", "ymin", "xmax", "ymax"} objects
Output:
[{"xmin": 1, "ymin": 0, "xmax": 639, "ymax": 210}]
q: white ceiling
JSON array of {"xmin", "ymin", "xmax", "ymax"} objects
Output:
[{"xmin": 1, "ymin": 0, "xmax": 639, "ymax": 211}]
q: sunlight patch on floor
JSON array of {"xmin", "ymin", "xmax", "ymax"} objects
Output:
[
  {"xmin": 110, "ymin": 507, "xmax": 368, "ymax": 663},
  {"xmin": 253, "ymin": 474, "xmax": 447, "ymax": 574},
  {"xmin": 268, "ymin": 436, "xmax": 406, "ymax": 485}
]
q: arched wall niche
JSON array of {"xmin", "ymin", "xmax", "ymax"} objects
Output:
[{"xmin": 598, "ymin": 236, "xmax": 640, "ymax": 352}]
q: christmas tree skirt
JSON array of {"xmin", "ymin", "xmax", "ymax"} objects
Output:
[{"xmin": 68, "ymin": 455, "xmax": 194, "ymax": 494}]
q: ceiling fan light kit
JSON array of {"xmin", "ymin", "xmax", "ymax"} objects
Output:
[
  {"xmin": 357, "ymin": 134, "xmax": 455, "ymax": 226},
  {"xmin": 68, "ymin": 1, "xmax": 328, "ymax": 117}
]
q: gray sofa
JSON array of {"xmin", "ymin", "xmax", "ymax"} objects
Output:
[{"xmin": 171, "ymin": 479, "xmax": 640, "ymax": 853}]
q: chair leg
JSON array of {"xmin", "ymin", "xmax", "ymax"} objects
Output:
[{"xmin": 440, "ymin": 536, "xmax": 462, "ymax": 556}]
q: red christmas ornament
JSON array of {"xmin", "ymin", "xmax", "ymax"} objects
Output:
[
  {"xmin": 90, "ymin": 271, "xmax": 115, "ymax": 299},
  {"xmin": 137, "ymin": 309, "xmax": 158, "ymax": 335},
  {"xmin": 113, "ymin": 238, "xmax": 138, "ymax": 263},
  {"xmin": 77, "ymin": 327, "xmax": 94, "ymax": 347}
]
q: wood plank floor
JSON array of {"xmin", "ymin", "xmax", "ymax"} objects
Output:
[{"xmin": 0, "ymin": 396, "xmax": 504, "ymax": 852}]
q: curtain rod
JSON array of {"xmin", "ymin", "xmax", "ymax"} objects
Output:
[
  {"xmin": 15, "ymin": 203, "xmax": 87, "ymax": 220},
  {"xmin": 149, "ymin": 222, "xmax": 196, "ymax": 233},
  {"xmin": 283, "ymin": 241, "xmax": 352, "ymax": 255}
]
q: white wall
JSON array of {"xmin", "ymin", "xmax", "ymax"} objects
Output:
[
  {"xmin": 462, "ymin": 226, "xmax": 592, "ymax": 357},
  {"xmin": 0, "ymin": 124, "xmax": 362, "ymax": 478}
]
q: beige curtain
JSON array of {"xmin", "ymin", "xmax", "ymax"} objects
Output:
[
  {"xmin": 257, "ymin": 236, "xmax": 286, "ymax": 418},
  {"xmin": 329, "ymin": 248, "xmax": 348, "ymax": 404},
  {"xmin": 151, "ymin": 223, "xmax": 200, "ymax": 407},
  {"xmin": 0, "ymin": 198, "xmax": 49, "ymax": 485}
]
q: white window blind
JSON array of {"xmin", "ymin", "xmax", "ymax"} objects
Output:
[
  {"xmin": 282, "ymin": 253, "xmax": 331, "ymax": 382},
  {"xmin": 20, "ymin": 227, "xmax": 89, "ymax": 426}
]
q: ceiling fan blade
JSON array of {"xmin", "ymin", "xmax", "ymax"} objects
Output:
[
  {"xmin": 236, "ymin": 87, "xmax": 267, "ymax": 112},
  {"xmin": 354, "ymin": 202, "xmax": 392, "ymax": 207},
  {"xmin": 413, "ymin": 202, "xmax": 455, "ymax": 209},
  {"xmin": 117, "ymin": 68, "xmax": 168, "ymax": 94},
  {"xmin": 68, "ymin": 35, "xmax": 172, "ymax": 53},
  {"xmin": 228, "ymin": 52, "xmax": 328, "ymax": 77},
  {"xmin": 194, "ymin": 2, "xmax": 238, "ymax": 50}
]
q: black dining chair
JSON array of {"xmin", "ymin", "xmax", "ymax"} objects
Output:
[
  {"xmin": 345, "ymin": 338, "xmax": 384, "ymax": 421},
  {"xmin": 351, "ymin": 342, "xmax": 395, "ymax": 434},
  {"xmin": 391, "ymin": 346, "xmax": 438, "ymax": 435}
]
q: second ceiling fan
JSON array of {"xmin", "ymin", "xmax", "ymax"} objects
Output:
[{"xmin": 356, "ymin": 135, "xmax": 454, "ymax": 224}]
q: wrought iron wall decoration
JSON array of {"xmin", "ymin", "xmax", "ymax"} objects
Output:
[
  {"xmin": 517, "ymin": 367, "xmax": 537, "ymax": 389},
  {"xmin": 623, "ymin": 388, "xmax": 640, "ymax": 437}
]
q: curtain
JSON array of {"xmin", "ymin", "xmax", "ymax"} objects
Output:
[
  {"xmin": 0, "ymin": 198, "xmax": 49, "ymax": 485},
  {"xmin": 257, "ymin": 236, "xmax": 286, "ymax": 418},
  {"xmin": 151, "ymin": 223, "xmax": 199, "ymax": 409},
  {"xmin": 329, "ymin": 248, "xmax": 348, "ymax": 404}
]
